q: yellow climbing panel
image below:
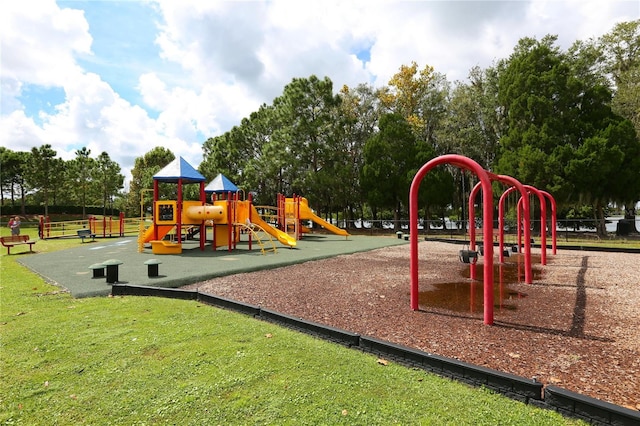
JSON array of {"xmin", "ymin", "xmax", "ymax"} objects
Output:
[{"xmin": 233, "ymin": 222, "xmax": 277, "ymax": 255}]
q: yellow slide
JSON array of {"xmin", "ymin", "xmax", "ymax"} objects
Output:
[
  {"xmin": 141, "ymin": 224, "xmax": 173, "ymax": 243},
  {"xmin": 298, "ymin": 201, "xmax": 350, "ymax": 237},
  {"xmin": 248, "ymin": 205, "xmax": 297, "ymax": 248}
]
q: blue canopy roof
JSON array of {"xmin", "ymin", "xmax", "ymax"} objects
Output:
[
  {"xmin": 204, "ymin": 173, "xmax": 239, "ymax": 193},
  {"xmin": 153, "ymin": 157, "xmax": 206, "ymax": 183}
]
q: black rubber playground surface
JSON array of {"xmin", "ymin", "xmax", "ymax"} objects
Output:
[{"xmin": 18, "ymin": 234, "xmax": 407, "ymax": 298}]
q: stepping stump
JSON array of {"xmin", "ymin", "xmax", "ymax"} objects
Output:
[
  {"xmin": 144, "ymin": 259, "xmax": 162, "ymax": 278},
  {"xmin": 102, "ymin": 259, "xmax": 123, "ymax": 284},
  {"xmin": 88, "ymin": 263, "xmax": 105, "ymax": 278}
]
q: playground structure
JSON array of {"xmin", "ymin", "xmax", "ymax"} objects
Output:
[
  {"xmin": 410, "ymin": 154, "xmax": 557, "ymax": 325},
  {"xmin": 276, "ymin": 194, "xmax": 350, "ymax": 240},
  {"xmin": 140, "ymin": 196, "xmax": 297, "ymax": 254},
  {"xmin": 138, "ymin": 157, "xmax": 350, "ymax": 255}
]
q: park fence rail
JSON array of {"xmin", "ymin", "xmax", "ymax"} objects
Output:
[{"xmin": 38, "ymin": 214, "xmax": 141, "ymax": 239}]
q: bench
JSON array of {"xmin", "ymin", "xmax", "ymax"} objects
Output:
[
  {"xmin": 77, "ymin": 229, "xmax": 96, "ymax": 243},
  {"xmin": 1, "ymin": 235, "xmax": 37, "ymax": 255}
]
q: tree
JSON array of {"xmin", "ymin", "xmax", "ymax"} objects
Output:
[
  {"xmin": 379, "ymin": 62, "xmax": 436, "ymax": 136},
  {"xmin": 201, "ymin": 104, "xmax": 284, "ymax": 205},
  {"xmin": 126, "ymin": 148, "xmax": 175, "ymax": 216},
  {"xmin": 496, "ymin": 36, "xmax": 580, "ymax": 194},
  {"xmin": 27, "ymin": 144, "xmax": 59, "ymax": 216},
  {"xmin": 361, "ymin": 113, "xmax": 419, "ymax": 229},
  {"xmin": 95, "ymin": 152, "xmax": 124, "ymax": 216},
  {"xmin": 438, "ymin": 66, "xmax": 504, "ymax": 169},
  {"xmin": 1, "ymin": 148, "xmax": 30, "ymax": 214},
  {"xmin": 334, "ymin": 83, "xmax": 381, "ymax": 223},
  {"xmin": 496, "ymin": 34, "xmax": 640, "ymax": 236},
  {"xmin": 598, "ymin": 20, "xmax": 640, "ymax": 222},
  {"xmin": 265, "ymin": 76, "xmax": 343, "ymax": 215},
  {"xmin": 378, "ymin": 62, "xmax": 452, "ymax": 154},
  {"xmin": 598, "ymin": 20, "xmax": 640, "ymax": 88},
  {"xmin": 67, "ymin": 147, "xmax": 96, "ymax": 218}
]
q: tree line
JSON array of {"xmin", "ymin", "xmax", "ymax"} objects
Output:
[
  {"xmin": 1, "ymin": 146, "xmax": 124, "ymax": 218},
  {"xmin": 2, "ymin": 21, "xmax": 639, "ymax": 237}
]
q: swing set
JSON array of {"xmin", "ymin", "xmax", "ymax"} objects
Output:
[{"xmin": 409, "ymin": 154, "xmax": 557, "ymax": 325}]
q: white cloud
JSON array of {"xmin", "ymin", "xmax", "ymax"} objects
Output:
[{"xmin": 0, "ymin": 0, "xmax": 91, "ymax": 86}]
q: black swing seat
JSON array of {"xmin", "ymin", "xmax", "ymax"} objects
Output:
[{"xmin": 459, "ymin": 249, "xmax": 478, "ymax": 264}]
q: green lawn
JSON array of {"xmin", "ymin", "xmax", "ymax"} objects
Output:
[{"xmin": 0, "ymin": 238, "xmax": 585, "ymax": 425}]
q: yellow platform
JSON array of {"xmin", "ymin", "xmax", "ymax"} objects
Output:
[{"xmin": 150, "ymin": 240, "xmax": 182, "ymax": 255}]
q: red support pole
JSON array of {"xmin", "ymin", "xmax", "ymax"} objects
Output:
[
  {"xmin": 468, "ymin": 182, "xmax": 481, "ymax": 281},
  {"xmin": 276, "ymin": 193, "xmax": 282, "ymax": 231},
  {"xmin": 200, "ymin": 182, "xmax": 205, "ymax": 251},
  {"xmin": 498, "ymin": 191, "xmax": 506, "ymax": 264},
  {"xmin": 410, "ymin": 154, "xmax": 494, "ymax": 325},
  {"xmin": 517, "ymin": 197, "xmax": 523, "ymax": 249},
  {"xmin": 248, "ymin": 193, "xmax": 253, "ymax": 251},
  {"xmin": 177, "ymin": 178, "xmax": 183, "ymax": 245},
  {"xmin": 153, "ymin": 179, "xmax": 159, "ymax": 241},
  {"xmin": 293, "ymin": 195, "xmax": 302, "ymax": 241},
  {"xmin": 232, "ymin": 191, "xmax": 237, "ymax": 250},
  {"xmin": 496, "ymin": 178, "xmax": 532, "ymax": 284},
  {"xmin": 524, "ymin": 185, "xmax": 547, "ymax": 265},
  {"xmin": 540, "ymin": 190, "xmax": 557, "ymax": 255},
  {"xmin": 227, "ymin": 195, "xmax": 232, "ymax": 252}
]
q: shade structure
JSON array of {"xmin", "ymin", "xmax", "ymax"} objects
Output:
[
  {"xmin": 153, "ymin": 157, "xmax": 206, "ymax": 183},
  {"xmin": 204, "ymin": 173, "xmax": 239, "ymax": 193}
]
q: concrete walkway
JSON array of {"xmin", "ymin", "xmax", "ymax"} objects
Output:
[{"xmin": 18, "ymin": 234, "xmax": 407, "ymax": 298}]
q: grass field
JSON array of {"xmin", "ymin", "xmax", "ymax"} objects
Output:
[{"xmin": 0, "ymin": 233, "xmax": 589, "ymax": 425}]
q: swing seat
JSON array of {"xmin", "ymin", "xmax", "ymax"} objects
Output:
[{"xmin": 459, "ymin": 249, "xmax": 478, "ymax": 264}]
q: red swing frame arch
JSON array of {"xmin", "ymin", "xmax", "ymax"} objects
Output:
[
  {"xmin": 469, "ymin": 174, "xmax": 533, "ymax": 284},
  {"xmin": 409, "ymin": 155, "xmax": 495, "ymax": 325}
]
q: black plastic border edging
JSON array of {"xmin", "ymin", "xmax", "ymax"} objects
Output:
[
  {"xmin": 544, "ymin": 386, "xmax": 640, "ymax": 426},
  {"xmin": 110, "ymin": 284, "xmax": 640, "ymax": 425},
  {"xmin": 111, "ymin": 283, "xmax": 197, "ymax": 300},
  {"xmin": 358, "ymin": 336, "xmax": 542, "ymax": 403},
  {"xmin": 259, "ymin": 308, "xmax": 360, "ymax": 347},
  {"xmin": 197, "ymin": 291, "xmax": 260, "ymax": 317}
]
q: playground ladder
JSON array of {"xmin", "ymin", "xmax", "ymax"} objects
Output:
[
  {"xmin": 234, "ymin": 222, "xmax": 277, "ymax": 255},
  {"xmin": 137, "ymin": 221, "xmax": 146, "ymax": 253}
]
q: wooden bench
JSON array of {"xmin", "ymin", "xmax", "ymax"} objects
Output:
[
  {"xmin": 77, "ymin": 229, "xmax": 96, "ymax": 243},
  {"xmin": 1, "ymin": 235, "xmax": 37, "ymax": 255}
]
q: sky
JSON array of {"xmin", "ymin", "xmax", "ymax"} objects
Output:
[{"xmin": 1, "ymin": 0, "xmax": 638, "ymax": 188}]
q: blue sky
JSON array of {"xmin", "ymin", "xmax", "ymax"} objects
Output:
[
  {"xmin": 64, "ymin": 1, "xmax": 163, "ymax": 109},
  {"xmin": 1, "ymin": 0, "xmax": 638, "ymax": 187}
]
